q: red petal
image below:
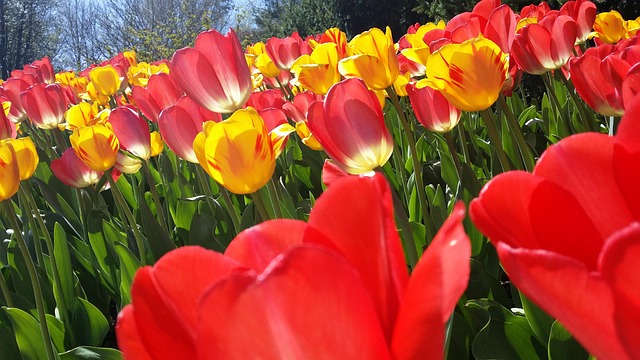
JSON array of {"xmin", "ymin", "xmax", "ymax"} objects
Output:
[
  {"xmin": 391, "ymin": 203, "xmax": 471, "ymax": 360},
  {"xmin": 599, "ymin": 223, "xmax": 640, "ymax": 359},
  {"xmin": 497, "ymin": 243, "xmax": 629, "ymax": 360},
  {"xmin": 197, "ymin": 246, "xmax": 390, "ymax": 360},
  {"xmin": 171, "ymin": 47, "xmax": 225, "ymax": 111},
  {"xmin": 224, "ymin": 219, "xmax": 307, "ymax": 273},
  {"xmin": 116, "ymin": 306, "xmax": 154, "ymax": 360},
  {"xmin": 306, "ymin": 173, "xmax": 408, "ymax": 339}
]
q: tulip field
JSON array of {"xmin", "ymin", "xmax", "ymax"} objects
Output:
[{"xmin": 0, "ymin": 0, "xmax": 639, "ymax": 358}]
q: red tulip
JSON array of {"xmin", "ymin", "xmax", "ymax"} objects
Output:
[
  {"xmin": 307, "ymin": 78, "xmax": 393, "ymax": 174},
  {"xmin": 265, "ymin": 32, "xmax": 311, "ymax": 70},
  {"xmin": 131, "ymin": 73, "xmax": 183, "ymax": 123},
  {"xmin": 559, "ymin": 0, "xmax": 597, "ymax": 44},
  {"xmin": 245, "ymin": 89, "xmax": 285, "ymax": 112},
  {"xmin": 282, "ymin": 91, "xmax": 322, "ymax": 123},
  {"xmin": 2, "ymin": 74, "xmax": 38, "ymax": 123},
  {"xmin": 19, "ymin": 83, "xmax": 68, "ymax": 129},
  {"xmin": 117, "ymin": 173, "xmax": 471, "ymax": 359},
  {"xmin": 158, "ymin": 96, "xmax": 221, "ymax": 163},
  {"xmin": 470, "ymin": 95, "xmax": 640, "ymax": 360},
  {"xmin": 406, "ymin": 83, "xmax": 461, "ymax": 133},
  {"xmin": 108, "ymin": 106, "xmax": 151, "ymax": 173},
  {"xmin": 512, "ymin": 14, "xmax": 578, "ymax": 74},
  {"xmin": 51, "ymin": 148, "xmax": 105, "ymax": 188},
  {"xmin": 171, "ymin": 29, "xmax": 252, "ymax": 113},
  {"xmin": 0, "ymin": 108, "xmax": 16, "ymax": 140}
]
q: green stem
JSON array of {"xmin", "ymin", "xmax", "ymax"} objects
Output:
[
  {"xmin": 443, "ymin": 132, "xmax": 462, "ymax": 177},
  {"xmin": 106, "ymin": 172, "xmax": 148, "ymax": 266},
  {"xmin": 141, "ymin": 161, "xmax": 167, "ymax": 231},
  {"xmin": 558, "ymin": 72, "xmax": 597, "ymax": 132},
  {"xmin": 194, "ymin": 166, "xmax": 219, "ymax": 218},
  {"xmin": 457, "ymin": 120, "xmax": 471, "ymax": 163},
  {"xmin": 219, "ymin": 187, "xmax": 241, "ymax": 236},
  {"xmin": 388, "ymin": 87, "xmax": 434, "ymax": 242},
  {"xmin": 541, "ymin": 72, "xmax": 569, "ymax": 131},
  {"xmin": 17, "ymin": 189, "xmax": 45, "ymax": 267},
  {"xmin": 479, "ymin": 108, "xmax": 511, "ymax": 173},
  {"xmin": 267, "ymin": 178, "xmax": 283, "ymax": 219},
  {"xmin": 52, "ymin": 129, "xmax": 68, "ymax": 155},
  {"xmin": 250, "ymin": 190, "xmax": 271, "ymax": 222},
  {"xmin": 390, "ymin": 187, "xmax": 418, "ymax": 269},
  {"xmin": 3, "ymin": 201, "xmax": 57, "ymax": 360},
  {"xmin": 20, "ymin": 184, "xmax": 75, "ymax": 344},
  {"xmin": 497, "ymin": 94, "xmax": 536, "ymax": 172},
  {"xmin": 0, "ymin": 268, "xmax": 14, "ymax": 307}
]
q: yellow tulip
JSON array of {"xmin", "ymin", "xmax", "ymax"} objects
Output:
[
  {"xmin": 425, "ymin": 37, "xmax": 508, "ymax": 112},
  {"xmin": 2, "ymin": 138, "xmax": 38, "ymax": 180},
  {"xmin": 255, "ymin": 53, "xmax": 281, "ymax": 78},
  {"xmin": 295, "ymin": 121, "xmax": 323, "ymax": 151},
  {"xmin": 338, "ymin": 27, "xmax": 399, "ymax": 90},
  {"xmin": 55, "ymin": 71, "xmax": 76, "ymax": 86},
  {"xmin": 127, "ymin": 62, "xmax": 170, "ymax": 87},
  {"xmin": 591, "ymin": 11, "xmax": 628, "ymax": 44},
  {"xmin": 0, "ymin": 142, "xmax": 19, "ymax": 201},
  {"xmin": 392, "ymin": 72, "xmax": 412, "ymax": 97},
  {"xmin": 70, "ymin": 124, "xmax": 120, "ymax": 172},
  {"xmin": 89, "ymin": 65, "xmax": 122, "ymax": 96},
  {"xmin": 292, "ymin": 43, "xmax": 341, "ymax": 95},
  {"xmin": 193, "ymin": 107, "xmax": 277, "ymax": 194},
  {"xmin": 150, "ymin": 131, "xmax": 164, "ymax": 157}
]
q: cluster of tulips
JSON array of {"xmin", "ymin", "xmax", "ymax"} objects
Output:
[{"xmin": 0, "ymin": 0, "xmax": 639, "ymax": 358}]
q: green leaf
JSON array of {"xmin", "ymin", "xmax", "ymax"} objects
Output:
[
  {"xmin": 465, "ymin": 260, "xmax": 511, "ymax": 308},
  {"xmin": 139, "ymin": 195, "xmax": 175, "ymax": 261},
  {"xmin": 190, "ymin": 213, "xmax": 221, "ymax": 251},
  {"xmin": 70, "ymin": 298, "xmax": 109, "ymax": 347},
  {"xmin": 113, "ymin": 243, "xmax": 142, "ymax": 306},
  {"xmin": 469, "ymin": 299, "xmax": 547, "ymax": 360},
  {"xmin": 59, "ymin": 346, "xmax": 123, "ymax": 360},
  {"xmin": 446, "ymin": 312, "xmax": 472, "ymax": 360},
  {"xmin": 46, "ymin": 314, "xmax": 66, "ymax": 353},
  {"xmin": 0, "ymin": 310, "xmax": 22, "ymax": 359},
  {"xmin": 521, "ymin": 292, "xmax": 555, "ymax": 344},
  {"xmin": 115, "ymin": 176, "xmax": 137, "ymax": 209},
  {"xmin": 548, "ymin": 321, "xmax": 589, "ymax": 360},
  {"xmin": 86, "ymin": 211, "xmax": 116, "ymax": 293},
  {"xmin": 4, "ymin": 307, "xmax": 56, "ymax": 360},
  {"xmin": 53, "ymin": 223, "xmax": 77, "ymax": 314}
]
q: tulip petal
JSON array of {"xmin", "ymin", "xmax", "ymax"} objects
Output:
[
  {"xmin": 613, "ymin": 95, "xmax": 640, "ymax": 222},
  {"xmin": 306, "ymin": 173, "xmax": 408, "ymax": 339},
  {"xmin": 391, "ymin": 203, "xmax": 471, "ymax": 360},
  {"xmin": 197, "ymin": 246, "xmax": 390, "ymax": 360},
  {"xmin": 116, "ymin": 306, "xmax": 154, "ymax": 360},
  {"xmin": 599, "ymin": 223, "xmax": 640, "ymax": 359},
  {"xmin": 224, "ymin": 219, "xmax": 307, "ymax": 273},
  {"xmin": 496, "ymin": 243, "xmax": 629, "ymax": 360}
]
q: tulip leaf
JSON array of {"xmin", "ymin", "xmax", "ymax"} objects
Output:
[
  {"xmin": 6, "ymin": 239, "xmax": 36, "ymax": 305},
  {"xmin": 70, "ymin": 298, "xmax": 109, "ymax": 347},
  {"xmin": 34, "ymin": 178, "xmax": 83, "ymax": 238},
  {"xmin": 139, "ymin": 195, "xmax": 175, "ymax": 261},
  {"xmin": 548, "ymin": 320, "xmax": 589, "ymax": 360},
  {"xmin": 115, "ymin": 176, "xmax": 137, "ymax": 210},
  {"xmin": 520, "ymin": 292, "xmax": 555, "ymax": 344},
  {"xmin": 4, "ymin": 307, "xmax": 53, "ymax": 360},
  {"xmin": 446, "ymin": 312, "xmax": 472, "ymax": 360},
  {"xmin": 87, "ymin": 210, "xmax": 117, "ymax": 292},
  {"xmin": 0, "ymin": 311, "xmax": 21, "ymax": 359},
  {"xmin": 466, "ymin": 260, "xmax": 511, "ymax": 309},
  {"xmin": 46, "ymin": 314, "xmax": 66, "ymax": 353},
  {"xmin": 113, "ymin": 242, "xmax": 142, "ymax": 306},
  {"xmin": 53, "ymin": 223, "xmax": 77, "ymax": 315},
  {"xmin": 468, "ymin": 299, "xmax": 547, "ymax": 360},
  {"xmin": 189, "ymin": 213, "xmax": 221, "ymax": 251},
  {"xmin": 59, "ymin": 346, "xmax": 123, "ymax": 360}
]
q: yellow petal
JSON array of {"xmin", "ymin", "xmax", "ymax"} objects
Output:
[{"xmin": 0, "ymin": 142, "xmax": 20, "ymax": 201}]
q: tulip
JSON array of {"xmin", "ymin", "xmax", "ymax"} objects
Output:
[
  {"xmin": 171, "ymin": 29, "xmax": 252, "ymax": 113},
  {"xmin": 511, "ymin": 14, "xmax": 578, "ymax": 75},
  {"xmin": 0, "ymin": 108, "xmax": 16, "ymax": 140},
  {"xmin": 307, "ymin": 78, "xmax": 393, "ymax": 174},
  {"xmin": 406, "ymin": 83, "xmax": 461, "ymax": 133},
  {"xmin": 470, "ymin": 95, "xmax": 640, "ymax": 360},
  {"xmin": 117, "ymin": 173, "xmax": 471, "ymax": 359},
  {"xmin": 591, "ymin": 11, "xmax": 628, "ymax": 45},
  {"xmin": 338, "ymin": 27, "xmax": 400, "ymax": 90},
  {"xmin": 245, "ymin": 89, "xmax": 285, "ymax": 112},
  {"xmin": 64, "ymin": 102, "xmax": 109, "ymax": 130},
  {"xmin": 265, "ymin": 32, "xmax": 309, "ymax": 70},
  {"xmin": 51, "ymin": 148, "xmax": 104, "ymax": 188},
  {"xmin": 0, "ymin": 142, "xmax": 19, "ymax": 201},
  {"xmin": 2, "ymin": 137, "xmax": 38, "ymax": 180},
  {"xmin": 2, "ymin": 75, "xmax": 38, "ymax": 123},
  {"xmin": 291, "ymin": 43, "xmax": 342, "ymax": 95},
  {"xmin": 70, "ymin": 124, "xmax": 120, "ymax": 172},
  {"xmin": 89, "ymin": 65, "xmax": 122, "ymax": 97},
  {"xmin": 19, "ymin": 83, "xmax": 68, "ymax": 129},
  {"xmin": 158, "ymin": 96, "xmax": 221, "ymax": 163},
  {"xmin": 108, "ymin": 107, "xmax": 151, "ymax": 174},
  {"xmin": 426, "ymin": 37, "xmax": 509, "ymax": 112},
  {"xmin": 559, "ymin": 0, "xmax": 597, "ymax": 44},
  {"xmin": 127, "ymin": 61, "xmax": 170, "ymax": 88},
  {"xmin": 150, "ymin": 131, "xmax": 164, "ymax": 157},
  {"xmin": 193, "ymin": 107, "xmax": 282, "ymax": 194},
  {"xmin": 253, "ymin": 53, "xmax": 281, "ymax": 78},
  {"xmin": 131, "ymin": 72, "xmax": 183, "ymax": 123},
  {"xmin": 569, "ymin": 48, "xmax": 624, "ymax": 116}
]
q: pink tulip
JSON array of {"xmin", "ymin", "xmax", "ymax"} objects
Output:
[
  {"xmin": 559, "ymin": 0, "xmax": 597, "ymax": 43},
  {"xmin": 51, "ymin": 148, "xmax": 105, "ymax": 188},
  {"xmin": 117, "ymin": 173, "xmax": 471, "ymax": 359},
  {"xmin": 407, "ymin": 84, "xmax": 462, "ymax": 133},
  {"xmin": 245, "ymin": 89, "xmax": 285, "ymax": 112},
  {"xmin": 265, "ymin": 32, "xmax": 312, "ymax": 70},
  {"xmin": 0, "ymin": 109, "xmax": 16, "ymax": 140},
  {"xmin": 2, "ymin": 74, "xmax": 38, "ymax": 123},
  {"xmin": 158, "ymin": 96, "xmax": 221, "ymax": 163},
  {"xmin": 108, "ymin": 106, "xmax": 151, "ymax": 173},
  {"xmin": 131, "ymin": 73, "xmax": 183, "ymax": 123},
  {"xmin": 19, "ymin": 83, "xmax": 68, "ymax": 129},
  {"xmin": 307, "ymin": 78, "xmax": 393, "ymax": 174},
  {"xmin": 171, "ymin": 29, "xmax": 252, "ymax": 113}
]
